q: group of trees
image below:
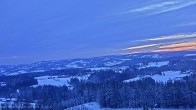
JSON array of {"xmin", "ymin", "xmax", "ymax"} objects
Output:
[
  {"xmin": 0, "ymin": 70, "xmax": 195, "ymax": 110},
  {"xmin": 72, "ymin": 75, "xmax": 196, "ymax": 109}
]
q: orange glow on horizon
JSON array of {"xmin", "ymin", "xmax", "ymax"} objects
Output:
[
  {"xmin": 152, "ymin": 41, "xmax": 196, "ymax": 52},
  {"xmin": 159, "ymin": 41, "xmax": 196, "ymax": 49},
  {"xmin": 123, "ymin": 41, "xmax": 196, "ymax": 54}
]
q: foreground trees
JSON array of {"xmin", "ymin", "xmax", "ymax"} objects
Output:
[{"xmin": 0, "ymin": 74, "xmax": 195, "ymax": 110}]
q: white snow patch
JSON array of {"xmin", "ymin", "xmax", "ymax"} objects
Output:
[
  {"xmin": 88, "ymin": 67, "xmax": 110, "ymax": 71},
  {"xmin": 34, "ymin": 75, "xmax": 90, "ymax": 88},
  {"xmin": 0, "ymin": 70, "xmax": 5, "ymax": 73},
  {"xmin": 65, "ymin": 102, "xmax": 192, "ymax": 110},
  {"xmin": 66, "ymin": 64, "xmax": 81, "ymax": 68},
  {"xmin": 5, "ymin": 72, "xmax": 20, "ymax": 76},
  {"xmin": 31, "ymin": 70, "xmax": 46, "ymax": 73},
  {"xmin": 124, "ymin": 71, "xmax": 189, "ymax": 83},
  {"xmin": 121, "ymin": 59, "xmax": 132, "ymax": 61},
  {"xmin": 140, "ymin": 54, "xmax": 162, "ymax": 58},
  {"xmin": 56, "ymin": 67, "xmax": 66, "ymax": 70},
  {"xmin": 65, "ymin": 102, "xmax": 100, "ymax": 110},
  {"xmin": 105, "ymin": 61, "xmax": 124, "ymax": 66},
  {"xmin": 120, "ymin": 66, "xmax": 130, "ymax": 70},
  {"xmin": 66, "ymin": 60, "xmax": 88, "ymax": 68},
  {"xmin": 18, "ymin": 70, "xmax": 27, "ymax": 73},
  {"xmin": 0, "ymin": 82, "xmax": 6, "ymax": 86},
  {"xmin": 101, "ymin": 108, "xmax": 193, "ymax": 110},
  {"xmin": 138, "ymin": 61, "xmax": 169, "ymax": 69},
  {"xmin": 152, "ymin": 71, "xmax": 189, "ymax": 82},
  {"xmin": 124, "ymin": 76, "xmax": 143, "ymax": 82},
  {"xmin": 185, "ymin": 54, "xmax": 196, "ymax": 56},
  {"xmin": 30, "ymin": 103, "xmax": 36, "ymax": 109}
]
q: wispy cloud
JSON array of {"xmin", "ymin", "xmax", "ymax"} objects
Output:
[
  {"xmin": 153, "ymin": 41, "xmax": 196, "ymax": 52},
  {"xmin": 159, "ymin": 41, "xmax": 196, "ymax": 49},
  {"xmin": 122, "ymin": 32, "xmax": 196, "ymax": 54},
  {"xmin": 134, "ymin": 33, "xmax": 196, "ymax": 42},
  {"xmin": 122, "ymin": 43, "xmax": 161, "ymax": 51},
  {"xmin": 130, "ymin": 1, "xmax": 179, "ymax": 12},
  {"xmin": 121, "ymin": 0, "xmax": 196, "ymax": 14}
]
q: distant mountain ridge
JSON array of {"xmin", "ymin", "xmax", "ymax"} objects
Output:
[{"xmin": 0, "ymin": 50, "xmax": 195, "ymax": 76}]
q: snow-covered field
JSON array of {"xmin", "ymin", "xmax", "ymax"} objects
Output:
[
  {"xmin": 65, "ymin": 102, "xmax": 195, "ymax": 110},
  {"xmin": 138, "ymin": 61, "xmax": 169, "ymax": 69},
  {"xmin": 33, "ymin": 75, "xmax": 90, "ymax": 88},
  {"xmin": 66, "ymin": 102, "xmax": 100, "ymax": 110},
  {"xmin": 66, "ymin": 60, "xmax": 88, "ymax": 68},
  {"xmin": 104, "ymin": 61, "xmax": 124, "ymax": 66},
  {"xmin": 150, "ymin": 71, "xmax": 189, "ymax": 82},
  {"xmin": 140, "ymin": 54, "xmax": 162, "ymax": 58},
  {"xmin": 88, "ymin": 67, "xmax": 110, "ymax": 71},
  {"xmin": 102, "ymin": 108, "xmax": 195, "ymax": 110},
  {"xmin": 184, "ymin": 54, "xmax": 196, "ymax": 57},
  {"xmin": 124, "ymin": 71, "xmax": 190, "ymax": 83}
]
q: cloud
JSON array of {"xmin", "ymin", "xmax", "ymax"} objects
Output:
[
  {"xmin": 121, "ymin": 0, "xmax": 196, "ymax": 14},
  {"xmin": 122, "ymin": 41, "xmax": 196, "ymax": 54},
  {"xmin": 153, "ymin": 41, "xmax": 196, "ymax": 52},
  {"xmin": 132, "ymin": 33, "xmax": 196, "ymax": 42},
  {"xmin": 122, "ymin": 43, "xmax": 161, "ymax": 51},
  {"xmin": 159, "ymin": 41, "xmax": 196, "ymax": 49},
  {"xmin": 122, "ymin": 32, "xmax": 196, "ymax": 54},
  {"xmin": 130, "ymin": 1, "xmax": 179, "ymax": 12}
]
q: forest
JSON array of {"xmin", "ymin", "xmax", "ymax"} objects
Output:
[{"xmin": 0, "ymin": 69, "xmax": 195, "ymax": 110}]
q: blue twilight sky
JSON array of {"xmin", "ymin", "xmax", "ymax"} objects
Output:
[{"xmin": 0, "ymin": 0, "xmax": 196, "ymax": 64}]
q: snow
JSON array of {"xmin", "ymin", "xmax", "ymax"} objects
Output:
[
  {"xmin": 152, "ymin": 71, "xmax": 189, "ymax": 82},
  {"xmin": 184, "ymin": 54, "xmax": 196, "ymax": 56},
  {"xmin": 124, "ymin": 76, "xmax": 144, "ymax": 82},
  {"xmin": 31, "ymin": 70, "xmax": 46, "ymax": 73},
  {"xmin": 0, "ymin": 82, "xmax": 6, "ymax": 86},
  {"xmin": 66, "ymin": 64, "xmax": 81, "ymax": 68},
  {"xmin": 0, "ymin": 69, "xmax": 5, "ymax": 73},
  {"xmin": 99, "ymin": 108, "xmax": 194, "ymax": 110},
  {"xmin": 10, "ymin": 98, "xmax": 17, "ymax": 101},
  {"xmin": 35, "ymin": 76, "xmax": 72, "ymax": 87},
  {"xmin": 18, "ymin": 70, "xmax": 27, "ymax": 73},
  {"xmin": 124, "ymin": 71, "xmax": 190, "ymax": 83},
  {"xmin": 4, "ymin": 70, "xmax": 28, "ymax": 76},
  {"xmin": 5, "ymin": 72, "xmax": 20, "ymax": 76},
  {"xmin": 65, "ymin": 102, "xmax": 100, "ymax": 110},
  {"xmin": 30, "ymin": 103, "xmax": 36, "ymax": 109},
  {"xmin": 0, "ymin": 97, "xmax": 36, "ymax": 109},
  {"xmin": 119, "ymin": 66, "xmax": 130, "ymax": 70},
  {"xmin": 0, "ymin": 98, "xmax": 6, "ymax": 102},
  {"xmin": 65, "ymin": 102, "xmax": 194, "ymax": 110},
  {"xmin": 66, "ymin": 60, "xmax": 88, "ymax": 68},
  {"xmin": 104, "ymin": 61, "xmax": 124, "ymax": 66},
  {"xmin": 34, "ymin": 75, "xmax": 90, "ymax": 88},
  {"xmin": 121, "ymin": 59, "xmax": 132, "ymax": 61},
  {"xmin": 56, "ymin": 67, "xmax": 66, "ymax": 70},
  {"xmin": 88, "ymin": 67, "xmax": 110, "ymax": 71},
  {"xmin": 138, "ymin": 61, "xmax": 169, "ymax": 69},
  {"xmin": 140, "ymin": 54, "xmax": 162, "ymax": 58}
]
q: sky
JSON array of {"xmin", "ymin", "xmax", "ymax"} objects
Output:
[{"xmin": 0, "ymin": 0, "xmax": 196, "ymax": 65}]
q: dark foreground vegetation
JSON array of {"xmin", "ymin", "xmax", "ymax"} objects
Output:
[{"xmin": 0, "ymin": 70, "xmax": 195, "ymax": 110}]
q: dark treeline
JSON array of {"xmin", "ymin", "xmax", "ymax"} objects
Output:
[
  {"xmin": 72, "ymin": 74, "xmax": 196, "ymax": 109},
  {"xmin": 1, "ymin": 74, "xmax": 195, "ymax": 110}
]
